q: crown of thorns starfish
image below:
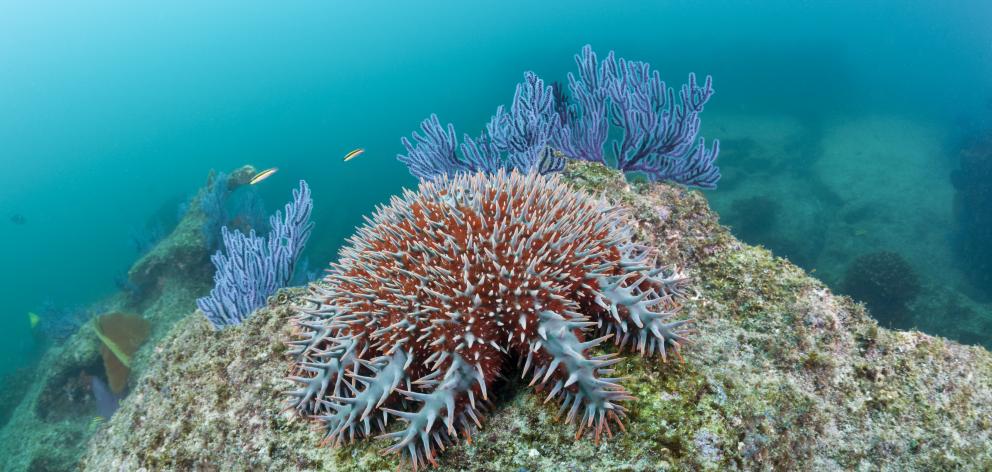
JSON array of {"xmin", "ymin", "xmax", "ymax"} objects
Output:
[{"xmin": 287, "ymin": 169, "xmax": 692, "ymax": 469}]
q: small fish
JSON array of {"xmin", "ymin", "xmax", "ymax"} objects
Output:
[
  {"xmin": 90, "ymin": 416, "xmax": 105, "ymax": 428},
  {"xmin": 9, "ymin": 214, "xmax": 26, "ymax": 225},
  {"xmin": 28, "ymin": 312, "xmax": 40, "ymax": 329},
  {"xmin": 343, "ymin": 148, "xmax": 365, "ymax": 162},
  {"xmin": 249, "ymin": 167, "xmax": 278, "ymax": 185}
]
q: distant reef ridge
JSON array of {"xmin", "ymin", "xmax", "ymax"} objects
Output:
[
  {"xmin": 0, "ymin": 166, "xmax": 254, "ymax": 472},
  {"xmin": 74, "ymin": 162, "xmax": 992, "ymax": 471}
]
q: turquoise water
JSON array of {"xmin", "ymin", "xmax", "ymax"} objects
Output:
[{"xmin": 1, "ymin": 0, "xmax": 990, "ymax": 422}]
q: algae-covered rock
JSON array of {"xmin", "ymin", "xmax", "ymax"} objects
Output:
[
  {"xmin": 0, "ymin": 167, "xmax": 253, "ymax": 472},
  {"xmin": 127, "ymin": 165, "xmax": 256, "ymax": 299},
  {"xmin": 81, "ymin": 163, "xmax": 992, "ymax": 471}
]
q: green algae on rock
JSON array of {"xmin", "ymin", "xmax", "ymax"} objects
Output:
[{"xmin": 80, "ymin": 162, "xmax": 992, "ymax": 471}]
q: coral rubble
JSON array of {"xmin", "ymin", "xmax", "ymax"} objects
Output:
[{"xmin": 288, "ymin": 170, "xmax": 690, "ymax": 468}]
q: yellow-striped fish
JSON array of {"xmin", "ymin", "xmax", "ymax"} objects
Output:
[
  {"xmin": 343, "ymin": 148, "xmax": 365, "ymax": 162},
  {"xmin": 28, "ymin": 312, "xmax": 40, "ymax": 329},
  {"xmin": 90, "ymin": 416, "xmax": 105, "ymax": 428},
  {"xmin": 249, "ymin": 167, "xmax": 278, "ymax": 185}
]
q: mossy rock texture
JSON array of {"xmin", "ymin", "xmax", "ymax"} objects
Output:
[{"xmin": 81, "ymin": 163, "xmax": 992, "ymax": 471}]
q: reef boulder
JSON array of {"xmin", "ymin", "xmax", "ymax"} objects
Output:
[
  {"xmin": 0, "ymin": 167, "xmax": 249, "ymax": 472},
  {"xmin": 127, "ymin": 165, "xmax": 257, "ymax": 297},
  {"xmin": 80, "ymin": 162, "xmax": 992, "ymax": 471}
]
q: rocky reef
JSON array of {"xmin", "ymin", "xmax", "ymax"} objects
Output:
[
  {"xmin": 78, "ymin": 162, "xmax": 992, "ymax": 471},
  {"xmin": 127, "ymin": 165, "xmax": 257, "ymax": 301},
  {"xmin": 0, "ymin": 168, "xmax": 251, "ymax": 472},
  {"xmin": 952, "ymin": 129, "xmax": 992, "ymax": 299},
  {"xmin": 841, "ymin": 251, "xmax": 921, "ymax": 329}
]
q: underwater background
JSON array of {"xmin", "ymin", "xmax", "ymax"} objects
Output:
[{"xmin": 2, "ymin": 0, "xmax": 991, "ymax": 421}]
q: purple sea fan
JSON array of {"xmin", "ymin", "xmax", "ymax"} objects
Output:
[
  {"xmin": 398, "ymin": 72, "xmax": 565, "ymax": 181},
  {"xmin": 287, "ymin": 170, "xmax": 692, "ymax": 469},
  {"xmin": 398, "ymin": 45, "xmax": 720, "ymax": 189},
  {"xmin": 486, "ymin": 71, "xmax": 566, "ymax": 173},
  {"xmin": 197, "ymin": 180, "xmax": 314, "ymax": 329},
  {"xmin": 553, "ymin": 45, "xmax": 720, "ymax": 188}
]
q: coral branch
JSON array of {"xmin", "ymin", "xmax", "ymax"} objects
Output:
[
  {"xmin": 397, "ymin": 72, "xmax": 564, "ymax": 181},
  {"xmin": 398, "ymin": 115, "xmax": 473, "ymax": 181},
  {"xmin": 487, "ymin": 72, "xmax": 565, "ymax": 174}
]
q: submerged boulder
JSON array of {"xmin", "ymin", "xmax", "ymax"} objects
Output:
[
  {"xmin": 127, "ymin": 165, "xmax": 257, "ymax": 299},
  {"xmin": 80, "ymin": 162, "xmax": 992, "ymax": 471},
  {"xmin": 0, "ymin": 167, "xmax": 251, "ymax": 472}
]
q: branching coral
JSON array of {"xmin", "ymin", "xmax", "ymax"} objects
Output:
[
  {"xmin": 197, "ymin": 180, "xmax": 314, "ymax": 329},
  {"xmin": 397, "ymin": 45, "xmax": 719, "ymax": 188},
  {"xmin": 288, "ymin": 170, "xmax": 691, "ymax": 469}
]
